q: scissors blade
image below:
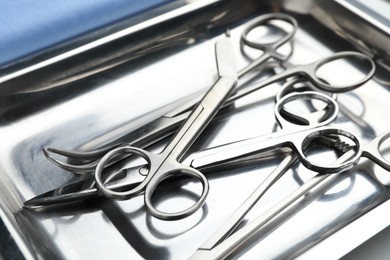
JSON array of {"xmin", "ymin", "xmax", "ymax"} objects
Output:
[
  {"xmin": 24, "ymin": 167, "xmax": 146, "ymax": 207},
  {"xmin": 215, "ymin": 33, "xmax": 237, "ymax": 79},
  {"xmin": 24, "ymin": 178, "xmax": 100, "ymax": 207}
]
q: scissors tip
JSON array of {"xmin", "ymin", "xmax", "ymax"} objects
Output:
[{"xmin": 23, "ymin": 199, "xmax": 42, "ymax": 209}]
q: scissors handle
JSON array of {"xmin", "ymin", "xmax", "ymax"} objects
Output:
[
  {"xmin": 95, "ymin": 145, "xmax": 210, "ymax": 220},
  {"xmin": 239, "ymin": 13, "xmax": 297, "ymax": 77},
  {"xmin": 294, "ymin": 127, "xmax": 362, "ymax": 173},
  {"xmin": 144, "ymin": 162, "xmax": 209, "ymax": 220},
  {"xmin": 301, "ymin": 51, "xmax": 376, "ymax": 93},
  {"xmin": 275, "ymin": 77, "xmax": 338, "ymax": 102},
  {"xmin": 228, "ymin": 51, "xmax": 374, "ymax": 107},
  {"xmin": 274, "ymin": 91, "xmax": 338, "ymax": 129},
  {"xmin": 362, "ymin": 130, "xmax": 390, "ymax": 171},
  {"xmin": 241, "ymin": 13, "xmax": 297, "ymax": 58},
  {"xmin": 275, "ymin": 78, "xmax": 338, "ymax": 126}
]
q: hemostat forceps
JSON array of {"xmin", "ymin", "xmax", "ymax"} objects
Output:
[{"xmin": 189, "ymin": 129, "xmax": 390, "ymax": 259}]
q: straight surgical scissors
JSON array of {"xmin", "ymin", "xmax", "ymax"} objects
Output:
[
  {"xmin": 25, "ymin": 91, "xmax": 340, "ymax": 209},
  {"xmin": 87, "ymin": 34, "xmax": 239, "ymax": 220},
  {"xmin": 43, "ymin": 14, "xmax": 375, "ymax": 174},
  {"xmin": 189, "ymin": 129, "xmax": 390, "ymax": 259},
  {"xmin": 44, "ymin": 13, "xmax": 299, "ymax": 173}
]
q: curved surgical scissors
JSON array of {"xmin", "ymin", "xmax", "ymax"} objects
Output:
[
  {"xmin": 25, "ymin": 92, "xmax": 340, "ymax": 214},
  {"xmin": 25, "ymin": 92, "xmax": 338, "ymax": 217}
]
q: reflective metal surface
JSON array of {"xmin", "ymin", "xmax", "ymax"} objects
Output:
[{"xmin": 0, "ymin": 0, "xmax": 390, "ymax": 259}]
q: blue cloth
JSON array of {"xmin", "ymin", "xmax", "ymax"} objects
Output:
[{"xmin": 0, "ymin": 0, "xmax": 172, "ymax": 66}]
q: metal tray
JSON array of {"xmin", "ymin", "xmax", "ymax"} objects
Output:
[{"xmin": 1, "ymin": 0, "xmax": 389, "ymax": 259}]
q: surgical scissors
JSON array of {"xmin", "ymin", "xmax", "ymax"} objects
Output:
[
  {"xmin": 24, "ymin": 91, "xmax": 339, "ymax": 208},
  {"xmin": 87, "ymin": 34, "xmax": 239, "ymax": 220},
  {"xmin": 189, "ymin": 129, "xmax": 390, "ymax": 259},
  {"xmin": 44, "ymin": 13, "xmax": 299, "ymax": 173}
]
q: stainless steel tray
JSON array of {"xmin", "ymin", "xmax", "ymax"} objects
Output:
[{"xmin": 1, "ymin": 0, "xmax": 389, "ymax": 259}]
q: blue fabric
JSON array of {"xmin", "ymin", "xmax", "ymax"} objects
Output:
[{"xmin": 0, "ymin": 0, "xmax": 172, "ymax": 66}]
